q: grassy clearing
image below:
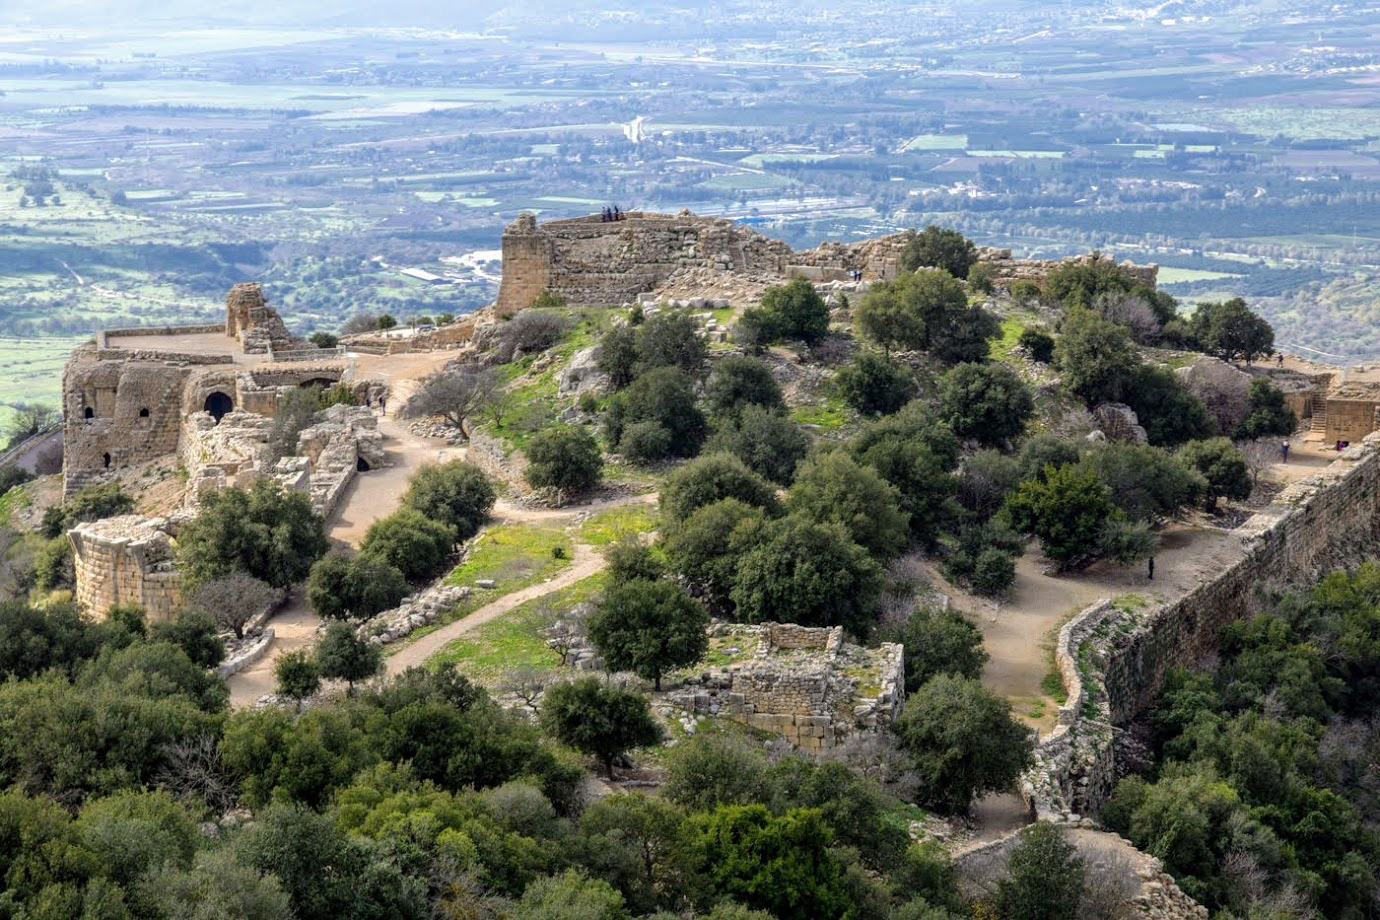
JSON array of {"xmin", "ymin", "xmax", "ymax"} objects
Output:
[
  {"xmin": 429, "ymin": 572, "xmax": 607, "ymax": 682},
  {"xmin": 576, "ymin": 504, "xmax": 658, "ymax": 546},
  {"xmin": 386, "ymin": 524, "xmax": 574, "ymax": 650},
  {"xmin": 791, "ymin": 396, "xmax": 852, "ymax": 433},
  {"xmin": 444, "ymin": 524, "xmax": 573, "ymax": 592},
  {"xmin": 476, "ymin": 309, "xmax": 618, "ymax": 452},
  {"xmin": 990, "ymin": 318, "xmax": 1028, "ymax": 364}
]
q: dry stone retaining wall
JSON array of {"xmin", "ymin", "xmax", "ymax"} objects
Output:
[{"xmin": 1029, "ymin": 431, "xmax": 1380, "ymax": 820}]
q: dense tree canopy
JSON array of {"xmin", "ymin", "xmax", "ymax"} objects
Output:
[
  {"xmin": 526, "ymin": 426, "xmax": 603, "ymax": 492},
  {"xmin": 177, "ymin": 480, "xmax": 328, "ymax": 589},
  {"xmin": 1190, "ymin": 298, "xmax": 1275, "ymax": 364},
  {"xmin": 704, "ymin": 405, "xmax": 809, "ymax": 485},
  {"xmin": 786, "ymin": 451, "xmax": 910, "ymax": 559},
  {"xmin": 900, "ymin": 225, "xmax": 978, "ymax": 279},
  {"xmin": 894, "ymin": 675, "xmax": 1033, "ymax": 814},
  {"xmin": 756, "ymin": 278, "xmax": 831, "ymax": 345},
  {"xmin": 541, "ymin": 678, "xmax": 663, "ymax": 778},
  {"xmin": 605, "ymin": 367, "xmax": 706, "ymax": 460},
  {"xmin": 703, "ymin": 355, "xmax": 785, "ymax": 420},
  {"xmin": 660, "ymin": 452, "xmax": 781, "ymax": 523},
  {"xmin": 835, "ymin": 350, "xmax": 916, "ymax": 417},
  {"xmin": 937, "ymin": 362, "xmax": 1035, "ymax": 446},
  {"xmin": 588, "ymin": 579, "xmax": 709, "ymax": 690},
  {"xmin": 402, "ymin": 460, "xmax": 495, "ymax": 539},
  {"xmin": 1177, "ymin": 437, "xmax": 1252, "ymax": 511},
  {"xmin": 359, "ymin": 508, "xmax": 455, "ymax": 581},
  {"xmin": 1054, "ymin": 307, "xmax": 1140, "ymax": 406},
  {"xmin": 856, "ymin": 269, "xmax": 996, "ymax": 361},
  {"xmin": 730, "ymin": 517, "xmax": 881, "ymax": 636}
]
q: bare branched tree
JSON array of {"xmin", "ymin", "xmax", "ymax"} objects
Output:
[
  {"xmin": 403, "ymin": 363, "xmax": 500, "ymax": 438},
  {"xmin": 1093, "ymin": 292, "xmax": 1161, "ymax": 344},
  {"xmin": 187, "ymin": 573, "xmax": 280, "ymax": 640},
  {"xmin": 543, "ymin": 603, "xmax": 590, "ymax": 668},
  {"xmin": 1182, "ymin": 359, "xmax": 1251, "ymax": 434},
  {"xmin": 1077, "ymin": 851, "xmax": 1138, "ymax": 920},
  {"xmin": 492, "ymin": 311, "xmax": 570, "ymax": 363},
  {"xmin": 157, "ymin": 734, "xmax": 237, "ymax": 813},
  {"xmin": 500, "ymin": 666, "xmax": 551, "ymax": 716},
  {"xmin": 1238, "ymin": 438, "xmax": 1277, "ymax": 488}
]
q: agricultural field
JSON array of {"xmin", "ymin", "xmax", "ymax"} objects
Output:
[{"xmin": 5, "ymin": 0, "xmax": 1380, "ymax": 414}]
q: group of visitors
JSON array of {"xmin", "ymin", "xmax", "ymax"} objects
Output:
[{"xmin": 600, "ymin": 205, "xmax": 625, "ymax": 222}]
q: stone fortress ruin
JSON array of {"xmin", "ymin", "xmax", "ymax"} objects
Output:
[
  {"xmin": 495, "ymin": 209, "xmax": 1160, "ymax": 313},
  {"xmin": 667, "ymin": 622, "xmax": 905, "ymax": 751},
  {"xmin": 62, "ymin": 283, "xmax": 388, "ymax": 622}
]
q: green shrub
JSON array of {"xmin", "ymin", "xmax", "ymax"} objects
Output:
[
  {"xmin": 1017, "ymin": 327, "xmax": 1055, "ymax": 363},
  {"xmin": 527, "ymin": 427, "xmax": 603, "ymax": 492}
]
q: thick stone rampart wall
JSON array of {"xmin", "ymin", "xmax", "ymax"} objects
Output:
[
  {"xmin": 69, "ymin": 515, "xmax": 182, "ymax": 622},
  {"xmin": 1028, "ymin": 433, "xmax": 1380, "ymax": 820},
  {"xmin": 63, "ymin": 355, "xmax": 197, "ymax": 496},
  {"xmin": 495, "ymin": 211, "xmax": 1159, "ymax": 313},
  {"xmin": 496, "ymin": 211, "xmax": 796, "ymax": 312}
]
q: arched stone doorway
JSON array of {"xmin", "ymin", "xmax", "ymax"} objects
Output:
[{"xmin": 204, "ymin": 391, "xmax": 234, "ymax": 424}]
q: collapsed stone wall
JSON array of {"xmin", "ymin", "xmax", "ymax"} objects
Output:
[
  {"xmin": 668, "ymin": 622, "xmax": 904, "ymax": 751},
  {"xmin": 496, "ymin": 211, "xmax": 798, "ymax": 312},
  {"xmin": 1028, "ymin": 432, "xmax": 1380, "ymax": 820},
  {"xmin": 69, "ymin": 515, "xmax": 183, "ymax": 622},
  {"xmin": 976, "ymin": 248, "xmax": 1159, "ymax": 290},
  {"xmin": 225, "ymin": 282, "xmax": 300, "ymax": 354}
]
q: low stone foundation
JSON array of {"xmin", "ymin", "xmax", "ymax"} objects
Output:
[{"xmin": 668, "ymin": 621, "xmax": 904, "ymax": 751}]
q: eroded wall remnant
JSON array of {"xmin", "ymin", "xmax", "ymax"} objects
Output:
[
  {"xmin": 495, "ymin": 210, "xmax": 1159, "ymax": 312},
  {"xmin": 667, "ymin": 621, "xmax": 905, "ymax": 751}
]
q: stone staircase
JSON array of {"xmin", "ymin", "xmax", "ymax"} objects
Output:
[{"xmin": 1310, "ymin": 405, "xmax": 1328, "ymax": 434}]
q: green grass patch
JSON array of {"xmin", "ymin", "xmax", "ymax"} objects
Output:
[
  {"xmin": 791, "ymin": 397, "xmax": 852, "ymax": 433},
  {"xmin": 444, "ymin": 524, "xmax": 573, "ymax": 591},
  {"xmin": 576, "ymin": 504, "xmax": 658, "ymax": 546},
  {"xmin": 388, "ymin": 524, "xmax": 573, "ymax": 650},
  {"xmin": 429, "ymin": 573, "xmax": 606, "ymax": 683},
  {"xmin": 475, "ymin": 309, "xmax": 617, "ymax": 452},
  {"xmin": 990, "ymin": 318, "xmax": 1027, "ymax": 364},
  {"xmin": 1039, "ymin": 605, "xmax": 1087, "ymax": 707}
]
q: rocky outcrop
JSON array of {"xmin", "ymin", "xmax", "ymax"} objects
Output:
[
  {"xmin": 1092, "ymin": 403, "xmax": 1149, "ymax": 444},
  {"xmin": 557, "ymin": 346, "xmax": 609, "ymax": 396}
]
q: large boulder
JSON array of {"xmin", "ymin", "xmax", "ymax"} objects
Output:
[
  {"xmin": 1092, "ymin": 403, "xmax": 1148, "ymax": 445},
  {"xmin": 557, "ymin": 346, "xmax": 609, "ymax": 396}
]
